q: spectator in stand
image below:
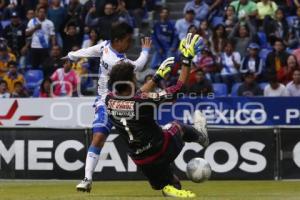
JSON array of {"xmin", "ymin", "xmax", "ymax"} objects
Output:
[
  {"xmin": 264, "ymin": 74, "xmax": 288, "ymax": 96},
  {"xmin": 198, "ymin": 20, "xmax": 210, "ymax": 40},
  {"xmin": 228, "ymin": 16, "xmax": 256, "ymax": 57},
  {"xmin": 66, "ymin": 0, "xmax": 83, "ymax": 23},
  {"xmin": 3, "ymin": 11, "xmax": 26, "ymax": 58},
  {"xmin": 38, "ymin": 77, "xmax": 52, "ymax": 97},
  {"xmin": 51, "ymin": 59, "xmax": 79, "ymax": 97},
  {"xmin": 192, "ymin": 47, "xmax": 220, "ymax": 83},
  {"xmin": 206, "ymin": 0, "xmax": 225, "ymax": 19},
  {"xmin": 10, "ymin": 81, "xmax": 29, "ymax": 98},
  {"xmin": 286, "ymin": 69, "xmax": 300, "ymax": 96},
  {"xmin": 3, "ymin": 61, "xmax": 25, "ymax": 93},
  {"xmin": 41, "ymin": 45, "xmax": 64, "ymax": 77},
  {"xmin": 116, "ymin": 0, "xmax": 134, "ymax": 27},
  {"xmin": 224, "ymin": 5, "xmax": 238, "ymax": 34},
  {"xmin": 183, "ymin": 0, "xmax": 209, "ymax": 22},
  {"xmin": 278, "ymin": 55, "xmax": 300, "ymax": 84},
  {"xmin": 175, "ymin": 9, "xmax": 200, "ymax": 40},
  {"xmin": 25, "ymin": 9, "xmax": 35, "ymax": 25},
  {"xmin": 263, "ymin": 8, "xmax": 289, "ymax": 43},
  {"xmin": 238, "ymin": 71, "xmax": 263, "ymax": 96},
  {"xmin": 209, "ymin": 24, "xmax": 227, "ymax": 56},
  {"xmin": 220, "ymin": 40, "xmax": 241, "ymax": 88},
  {"xmin": 0, "ymin": 80, "xmax": 10, "ymax": 98},
  {"xmin": 85, "ymin": 2, "xmax": 118, "ymax": 40},
  {"xmin": 48, "ymin": 0, "xmax": 66, "ymax": 46},
  {"xmin": 240, "ymin": 43, "xmax": 264, "ymax": 79},
  {"xmin": 265, "ymin": 38, "xmax": 290, "ymax": 78},
  {"xmin": 289, "ymin": 7, "xmax": 300, "ymax": 49},
  {"xmin": 124, "ymin": 0, "xmax": 144, "ymax": 29},
  {"xmin": 188, "ymin": 68, "xmax": 214, "ymax": 96},
  {"xmin": 151, "ymin": 7, "xmax": 178, "ymax": 69},
  {"xmin": 0, "ymin": 43, "xmax": 16, "ymax": 79},
  {"xmin": 230, "ymin": 0, "xmax": 257, "ymax": 22},
  {"xmin": 256, "ymin": 0, "xmax": 278, "ymax": 20},
  {"xmin": 82, "ymin": 28, "xmax": 102, "ymax": 49},
  {"xmin": 26, "ymin": 6, "xmax": 56, "ymax": 68},
  {"xmin": 37, "ymin": 0, "xmax": 49, "ymax": 10},
  {"xmin": 62, "ymin": 21, "xmax": 83, "ymax": 55}
]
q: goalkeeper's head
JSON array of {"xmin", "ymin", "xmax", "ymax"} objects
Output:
[{"xmin": 108, "ymin": 62, "xmax": 136, "ymax": 97}]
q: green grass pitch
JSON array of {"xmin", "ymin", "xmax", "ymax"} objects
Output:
[{"xmin": 1, "ymin": 180, "xmax": 300, "ymax": 200}]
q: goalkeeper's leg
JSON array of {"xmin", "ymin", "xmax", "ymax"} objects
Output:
[{"xmin": 177, "ymin": 110, "xmax": 209, "ymax": 147}]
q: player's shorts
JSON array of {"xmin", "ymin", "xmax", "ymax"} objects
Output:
[
  {"xmin": 92, "ymin": 97, "xmax": 112, "ymax": 135},
  {"xmin": 134, "ymin": 122, "xmax": 185, "ymax": 190}
]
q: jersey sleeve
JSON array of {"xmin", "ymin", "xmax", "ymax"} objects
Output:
[
  {"xmin": 26, "ymin": 19, "xmax": 34, "ymax": 31},
  {"xmin": 67, "ymin": 43, "xmax": 104, "ymax": 60},
  {"xmin": 127, "ymin": 49, "xmax": 150, "ymax": 72},
  {"xmin": 136, "ymin": 80, "xmax": 184, "ymax": 102}
]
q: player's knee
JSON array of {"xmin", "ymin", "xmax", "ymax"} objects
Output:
[{"xmin": 91, "ymin": 133, "xmax": 107, "ymax": 147}]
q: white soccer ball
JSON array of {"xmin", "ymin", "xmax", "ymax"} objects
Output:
[{"xmin": 186, "ymin": 158, "xmax": 212, "ymax": 183}]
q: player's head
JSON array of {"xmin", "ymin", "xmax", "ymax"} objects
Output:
[
  {"xmin": 111, "ymin": 22, "xmax": 133, "ymax": 53},
  {"xmin": 108, "ymin": 62, "xmax": 136, "ymax": 96}
]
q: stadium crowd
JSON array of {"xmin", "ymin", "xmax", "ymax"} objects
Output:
[{"xmin": 0, "ymin": 0, "xmax": 300, "ymax": 98}]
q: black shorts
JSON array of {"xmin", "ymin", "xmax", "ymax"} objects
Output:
[{"xmin": 135, "ymin": 122, "xmax": 185, "ymax": 190}]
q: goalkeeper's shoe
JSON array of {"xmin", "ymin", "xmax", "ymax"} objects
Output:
[
  {"xmin": 76, "ymin": 177, "xmax": 92, "ymax": 192},
  {"xmin": 193, "ymin": 110, "xmax": 209, "ymax": 147},
  {"xmin": 162, "ymin": 185, "xmax": 196, "ymax": 198}
]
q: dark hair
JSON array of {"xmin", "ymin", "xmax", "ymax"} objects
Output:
[
  {"xmin": 0, "ymin": 79, "xmax": 7, "ymax": 86},
  {"xmin": 111, "ymin": 22, "xmax": 133, "ymax": 42},
  {"xmin": 185, "ymin": 9, "xmax": 195, "ymax": 15},
  {"xmin": 160, "ymin": 6, "xmax": 169, "ymax": 12},
  {"xmin": 108, "ymin": 62, "xmax": 135, "ymax": 93},
  {"xmin": 14, "ymin": 81, "xmax": 23, "ymax": 87},
  {"xmin": 8, "ymin": 61, "xmax": 17, "ymax": 67},
  {"xmin": 212, "ymin": 24, "xmax": 226, "ymax": 53},
  {"xmin": 187, "ymin": 24, "xmax": 198, "ymax": 34},
  {"xmin": 267, "ymin": 73, "xmax": 278, "ymax": 83},
  {"xmin": 40, "ymin": 77, "xmax": 52, "ymax": 94},
  {"xmin": 36, "ymin": 6, "xmax": 47, "ymax": 12}
]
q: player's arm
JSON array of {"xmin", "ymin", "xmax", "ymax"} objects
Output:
[
  {"xmin": 129, "ymin": 37, "xmax": 152, "ymax": 72},
  {"xmin": 141, "ymin": 34, "xmax": 202, "ymax": 97},
  {"xmin": 67, "ymin": 43, "xmax": 103, "ymax": 60}
]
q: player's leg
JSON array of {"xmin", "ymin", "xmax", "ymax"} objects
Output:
[
  {"xmin": 139, "ymin": 163, "xmax": 181, "ymax": 190},
  {"xmin": 76, "ymin": 104, "xmax": 112, "ymax": 192},
  {"xmin": 175, "ymin": 110, "xmax": 209, "ymax": 147}
]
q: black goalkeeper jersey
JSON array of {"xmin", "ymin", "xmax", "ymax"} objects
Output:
[{"xmin": 105, "ymin": 81, "xmax": 184, "ymax": 160}]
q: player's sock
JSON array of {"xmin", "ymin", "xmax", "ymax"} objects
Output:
[{"xmin": 85, "ymin": 145, "xmax": 101, "ymax": 180}]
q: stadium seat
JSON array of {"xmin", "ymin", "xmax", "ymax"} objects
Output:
[
  {"xmin": 257, "ymin": 32, "xmax": 268, "ymax": 48},
  {"xmin": 32, "ymin": 86, "xmax": 40, "ymax": 98},
  {"xmin": 287, "ymin": 16, "xmax": 297, "ymax": 27},
  {"xmin": 231, "ymin": 83, "xmax": 242, "ymax": 97},
  {"xmin": 213, "ymin": 83, "xmax": 228, "ymax": 97},
  {"xmin": 259, "ymin": 82, "xmax": 268, "ymax": 90},
  {"xmin": 1, "ymin": 20, "xmax": 10, "ymax": 28},
  {"xmin": 212, "ymin": 16, "xmax": 224, "ymax": 27},
  {"xmin": 25, "ymin": 70, "xmax": 44, "ymax": 91},
  {"xmin": 259, "ymin": 49, "xmax": 272, "ymax": 61}
]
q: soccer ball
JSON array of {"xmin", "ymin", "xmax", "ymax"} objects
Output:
[{"xmin": 186, "ymin": 158, "xmax": 211, "ymax": 183}]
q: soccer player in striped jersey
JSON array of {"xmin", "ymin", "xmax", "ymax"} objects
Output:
[{"xmin": 66, "ymin": 22, "xmax": 151, "ymax": 192}]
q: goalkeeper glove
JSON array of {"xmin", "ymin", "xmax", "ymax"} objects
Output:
[
  {"xmin": 179, "ymin": 33, "xmax": 204, "ymax": 66},
  {"xmin": 153, "ymin": 57, "xmax": 175, "ymax": 84}
]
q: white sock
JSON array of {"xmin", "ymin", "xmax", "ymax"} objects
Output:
[{"xmin": 84, "ymin": 151, "xmax": 100, "ymax": 180}]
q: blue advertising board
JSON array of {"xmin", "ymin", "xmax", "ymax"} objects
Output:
[{"xmin": 158, "ymin": 97, "xmax": 300, "ymax": 127}]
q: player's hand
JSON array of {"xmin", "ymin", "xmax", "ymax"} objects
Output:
[
  {"xmin": 141, "ymin": 37, "xmax": 152, "ymax": 51},
  {"xmin": 153, "ymin": 57, "xmax": 175, "ymax": 83},
  {"xmin": 179, "ymin": 33, "xmax": 204, "ymax": 65}
]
